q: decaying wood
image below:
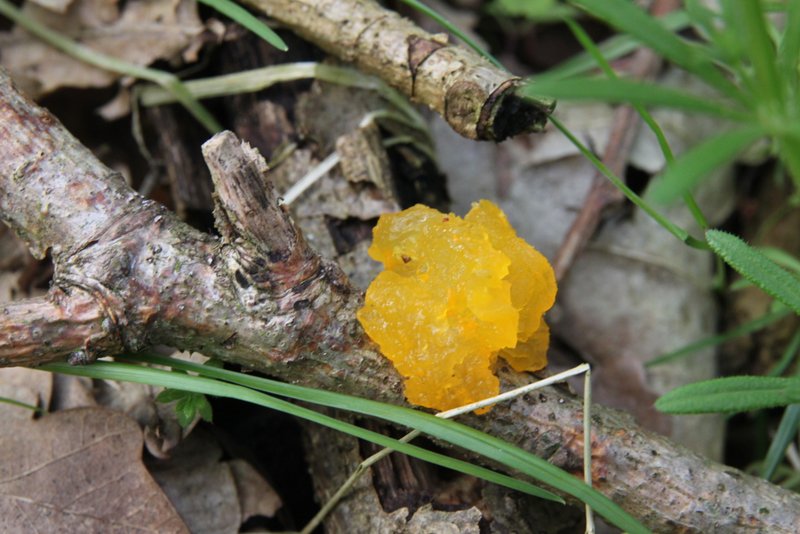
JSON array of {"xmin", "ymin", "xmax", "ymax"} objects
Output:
[
  {"xmin": 1, "ymin": 70, "xmax": 800, "ymax": 533},
  {"xmin": 242, "ymin": 0, "xmax": 554, "ymax": 141},
  {"xmin": 302, "ymin": 412, "xmax": 474, "ymax": 533},
  {"xmin": 145, "ymin": 106, "xmax": 215, "ymax": 219}
]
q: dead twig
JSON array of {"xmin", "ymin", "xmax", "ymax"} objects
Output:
[
  {"xmin": 552, "ymin": 0, "xmax": 680, "ymax": 281},
  {"xmin": 1, "ymin": 69, "xmax": 799, "ymax": 532},
  {"xmin": 241, "ymin": 0, "xmax": 554, "ymax": 141}
]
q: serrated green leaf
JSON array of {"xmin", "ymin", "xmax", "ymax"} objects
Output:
[
  {"xmin": 656, "ymin": 376, "xmax": 800, "ymax": 414},
  {"xmin": 706, "ymin": 230, "xmax": 800, "ymax": 314},
  {"xmin": 647, "ymin": 127, "xmax": 764, "ymax": 204},
  {"xmin": 759, "ymin": 247, "xmax": 800, "ymax": 276}
]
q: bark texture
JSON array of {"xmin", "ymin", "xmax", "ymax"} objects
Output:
[
  {"xmin": 243, "ymin": 0, "xmax": 553, "ymax": 141},
  {"xmin": 1, "ymin": 70, "xmax": 800, "ymax": 532}
]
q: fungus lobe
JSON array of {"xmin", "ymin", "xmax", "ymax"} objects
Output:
[{"xmin": 357, "ymin": 200, "xmax": 557, "ymax": 412}]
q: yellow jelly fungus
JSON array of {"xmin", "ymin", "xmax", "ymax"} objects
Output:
[{"xmin": 357, "ymin": 200, "xmax": 557, "ymax": 413}]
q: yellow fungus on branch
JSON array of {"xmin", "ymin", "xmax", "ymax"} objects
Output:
[{"xmin": 357, "ymin": 200, "xmax": 557, "ymax": 412}]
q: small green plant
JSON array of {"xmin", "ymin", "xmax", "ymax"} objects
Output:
[
  {"xmin": 653, "ymin": 229, "xmax": 800, "ymax": 484},
  {"xmin": 523, "ymin": 0, "xmax": 800, "ymax": 205},
  {"xmin": 655, "ymin": 376, "xmax": 800, "ymax": 414},
  {"xmin": 488, "ymin": 0, "xmax": 575, "ymax": 21},
  {"xmin": 9, "ymin": 0, "xmax": 798, "ymax": 526},
  {"xmin": 156, "ymin": 389, "xmax": 214, "ymax": 428},
  {"xmin": 512, "ymin": 0, "xmax": 800, "ymax": 485}
]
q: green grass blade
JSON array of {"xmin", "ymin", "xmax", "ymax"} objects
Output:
[
  {"xmin": 0, "ymin": 396, "xmax": 42, "ymax": 413},
  {"xmin": 0, "ymin": 0, "xmax": 221, "ymax": 133},
  {"xmin": 522, "ymin": 78, "xmax": 750, "ymax": 120},
  {"xmin": 124, "ymin": 354, "xmax": 650, "ymax": 534},
  {"xmin": 647, "ymin": 126, "xmax": 765, "ymax": 204},
  {"xmin": 727, "ymin": 0, "xmax": 782, "ymax": 105},
  {"xmin": 655, "ymin": 376, "xmax": 800, "ymax": 414},
  {"xmin": 563, "ymin": 16, "xmax": 712, "ymax": 232},
  {"xmin": 398, "ymin": 0, "xmax": 503, "ymax": 68},
  {"xmin": 571, "ymin": 0, "xmax": 696, "ymax": 65},
  {"xmin": 43, "ymin": 361, "xmax": 562, "ymax": 504},
  {"xmin": 546, "ymin": 115, "xmax": 708, "ymax": 250},
  {"xmin": 138, "ymin": 62, "xmax": 430, "ymax": 136},
  {"xmin": 570, "ymin": 0, "xmax": 744, "ymax": 101},
  {"xmin": 768, "ymin": 328, "xmax": 800, "ymax": 377},
  {"xmin": 563, "ymin": 18, "xmax": 616, "ymax": 80},
  {"xmin": 776, "ymin": 136, "xmax": 800, "ymax": 194},
  {"xmin": 646, "ymin": 306, "xmax": 791, "ymax": 367},
  {"xmin": 778, "ymin": 0, "xmax": 800, "ymax": 89},
  {"xmin": 197, "ymin": 0, "xmax": 287, "ymax": 51},
  {"xmin": 706, "ymin": 229, "xmax": 800, "ymax": 314},
  {"xmin": 537, "ymin": 10, "xmax": 691, "ymax": 82},
  {"xmin": 489, "ymin": 0, "xmax": 576, "ymax": 21},
  {"xmin": 684, "ymin": 0, "xmax": 720, "ymax": 42},
  {"xmin": 761, "ymin": 404, "xmax": 800, "ymax": 480}
]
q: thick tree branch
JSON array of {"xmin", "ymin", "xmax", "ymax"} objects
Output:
[
  {"xmin": 0, "ymin": 290, "xmax": 114, "ymax": 367},
  {"xmin": 243, "ymin": 0, "xmax": 553, "ymax": 141},
  {"xmin": 1, "ymin": 70, "xmax": 799, "ymax": 532}
]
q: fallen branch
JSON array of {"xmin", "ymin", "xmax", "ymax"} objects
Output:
[
  {"xmin": 242, "ymin": 0, "xmax": 554, "ymax": 141},
  {"xmin": 1, "ymin": 70, "xmax": 799, "ymax": 532}
]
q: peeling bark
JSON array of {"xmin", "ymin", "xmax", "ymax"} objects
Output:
[
  {"xmin": 243, "ymin": 0, "xmax": 554, "ymax": 141},
  {"xmin": 1, "ymin": 70, "xmax": 800, "ymax": 532}
]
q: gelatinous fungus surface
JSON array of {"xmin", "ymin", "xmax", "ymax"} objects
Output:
[{"xmin": 357, "ymin": 200, "xmax": 557, "ymax": 412}]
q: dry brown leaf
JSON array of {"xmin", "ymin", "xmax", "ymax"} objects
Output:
[
  {"xmin": 0, "ymin": 367, "xmax": 52, "ymax": 422},
  {"xmin": 0, "ymin": 406, "xmax": 188, "ymax": 533},
  {"xmin": 50, "ymin": 373, "xmax": 96, "ymax": 410},
  {"xmin": 0, "ymin": 382, "xmax": 40, "ymax": 423},
  {"xmin": 228, "ymin": 458, "xmax": 282, "ymax": 522},
  {"xmin": 27, "ymin": 0, "xmax": 73, "ymax": 14},
  {"xmin": 147, "ymin": 428, "xmax": 270, "ymax": 534},
  {"xmin": 0, "ymin": 0, "xmax": 205, "ymax": 98}
]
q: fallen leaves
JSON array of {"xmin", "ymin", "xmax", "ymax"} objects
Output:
[
  {"xmin": 0, "ymin": 0, "xmax": 206, "ymax": 98},
  {"xmin": 0, "ymin": 406, "xmax": 188, "ymax": 532},
  {"xmin": 148, "ymin": 428, "xmax": 282, "ymax": 534}
]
